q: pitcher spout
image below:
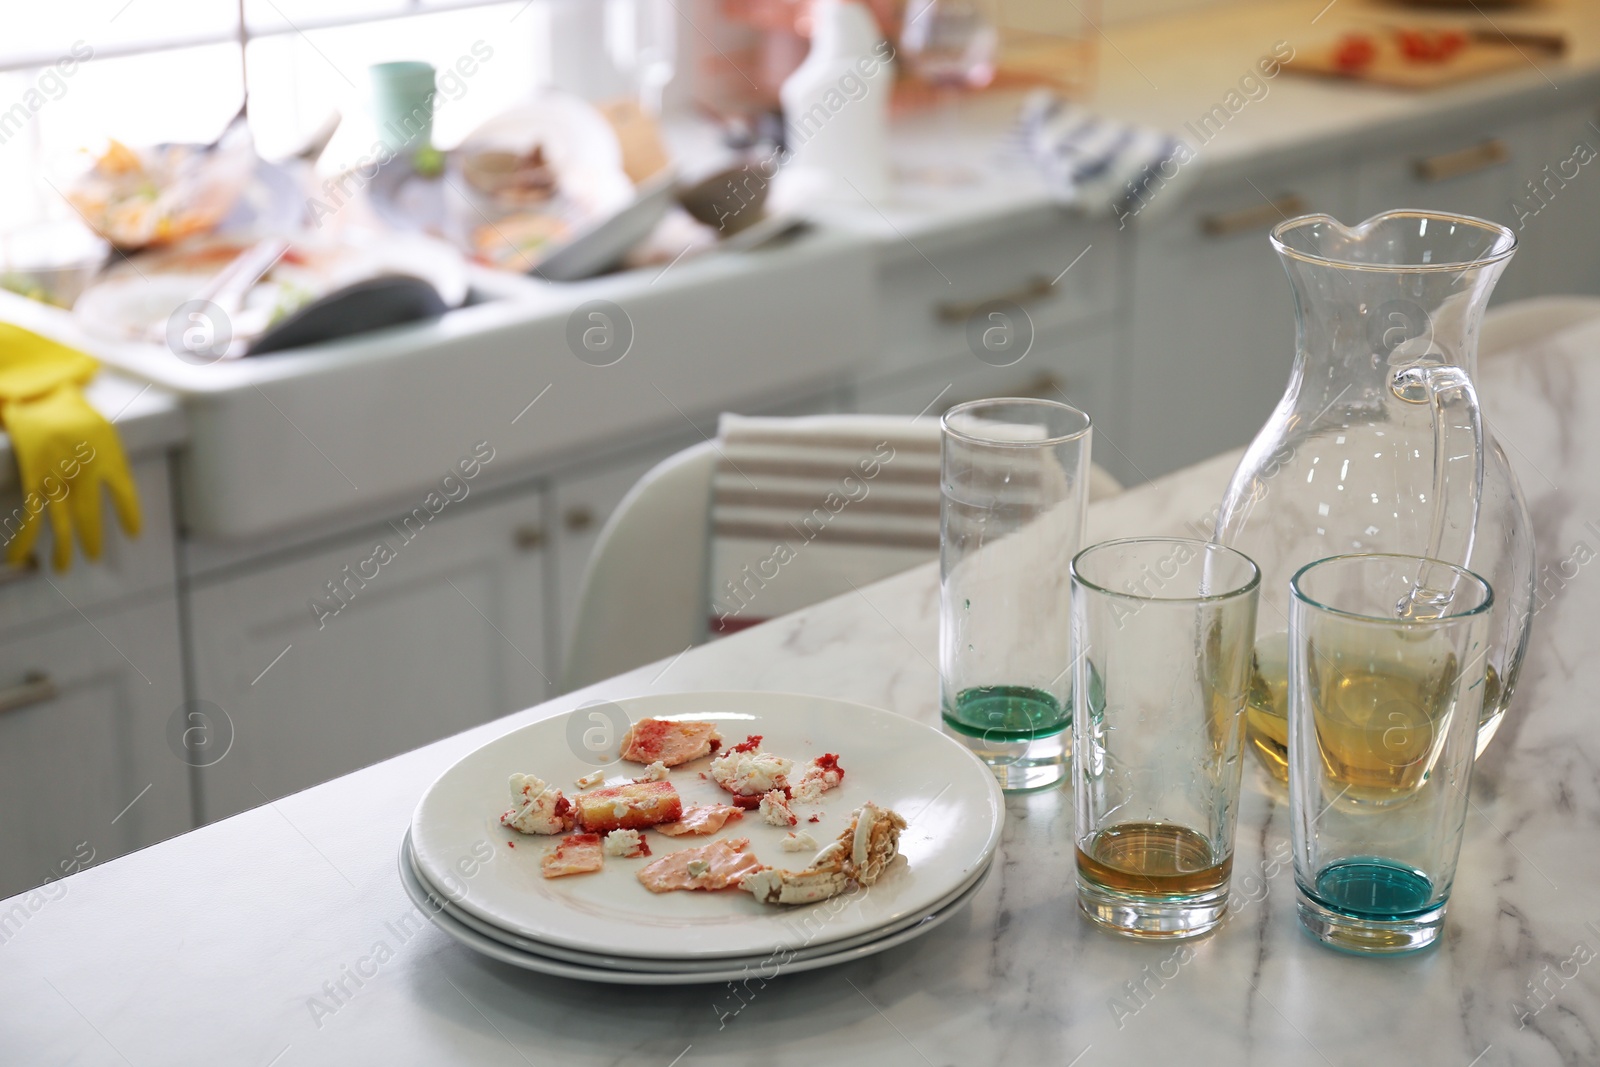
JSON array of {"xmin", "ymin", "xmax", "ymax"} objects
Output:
[{"xmin": 1270, "ymin": 210, "xmax": 1516, "ymax": 394}]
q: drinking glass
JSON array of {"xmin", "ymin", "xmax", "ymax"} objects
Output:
[
  {"xmin": 1289, "ymin": 553, "xmax": 1493, "ymax": 954},
  {"xmin": 1071, "ymin": 537, "xmax": 1260, "ymax": 938},
  {"xmin": 900, "ymin": 0, "xmax": 999, "ymax": 89},
  {"xmin": 939, "ymin": 398, "xmax": 1091, "ymax": 792}
]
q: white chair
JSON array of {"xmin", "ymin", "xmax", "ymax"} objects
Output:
[
  {"xmin": 560, "ymin": 434, "xmax": 1124, "ymax": 691},
  {"xmin": 562, "ymin": 441, "xmax": 719, "ymax": 691},
  {"xmin": 1481, "ymin": 296, "xmax": 1600, "ymax": 359}
]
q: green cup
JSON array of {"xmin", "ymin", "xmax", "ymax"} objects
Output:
[{"xmin": 369, "ymin": 60, "xmax": 436, "ymax": 160}]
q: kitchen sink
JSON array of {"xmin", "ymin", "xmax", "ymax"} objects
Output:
[{"xmin": 0, "ymin": 231, "xmax": 879, "ymax": 540}]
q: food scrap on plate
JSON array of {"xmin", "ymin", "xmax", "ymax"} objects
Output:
[
  {"xmin": 758, "ymin": 789, "xmax": 798, "ymax": 827},
  {"xmin": 497, "ymin": 718, "xmax": 888, "ymax": 896},
  {"xmin": 602, "ymin": 829, "xmax": 651, "ymax": 858},
  {"xmin": 781, "ymin": 830, "xmax": 819, "ymax": 852},
  {"xmin": 632, "ymin": 760, "xmax": 670, "ymax": 782},
  {"xmin": 656, "ymin": 803, "xmax": 745, "ymax": 836},
  {"xmin": 572, "ymin": 780, "xmax": 683, "ymax": 833},
  {"xmin": 793, "ymin": 754, "xmax": 845, "ymax": 803},
  {"xmin": 541, "ymin": 833, "xmax": 604, "ymax": 878},
  {"xmin": 636, "ymin": 838, "xmax": 764, "ymax": 893},
  {"xmin": 709, "ymin": 735, "xmax": 794, "ymax": 808},
  {"xmin": 742, "ymin": 802, "xmax": 907, "ymax": 906},
  {"xmin": 620, "ymin": 717, "xmax": 723, "ymax": 766},
  {"xmin": 500, "ymin": 773, "xmax": 575, "ymax": 835}
]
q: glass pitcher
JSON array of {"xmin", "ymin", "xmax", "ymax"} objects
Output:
[{"xmin": 1214, "ymin": 210, "xmax": 1535, "ymax": 781}]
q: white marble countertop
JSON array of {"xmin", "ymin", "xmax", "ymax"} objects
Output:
[
  {"xmin": 3, "ymin": 318, "xmax": 1597, "ymax": 1065},
  {"xmin": 0, "ymin": 370, "xmax": 185, "ymax": 493}
]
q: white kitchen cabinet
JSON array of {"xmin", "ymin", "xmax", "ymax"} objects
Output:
[
  {"xmin": 188, "ymin": 485, "xmax": 553, "ymax": 823},
  {"xmin": 1495, "ymin": 102, "xmax": 1600, "ymax": 302},
  {"xmin": 1124, "ymin": 161, "xmax": 1356, "ymax": 478},
  {"xmin": 0, "ymin": 455, "xmax": 177, "ymax": 642},
  {"xmin": 1347, "ymin": 106, "xmax": 1600, "ymax": 304},
  {"xmin": 0, "ymin": 595, "xmax": 190, "ymax": 900},
  {"xmin": 1352, "ymin": 122, "xmax": 1534, "ymax": 231},
  {"xmin": 870, "ymin": 214, "xmax": 1115, "ymax": 380},
  {"xmin": 854, "ymin": 329, "xmax": 1125, "ymax": 480}
]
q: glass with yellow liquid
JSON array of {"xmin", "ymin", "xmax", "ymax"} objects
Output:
[
  {"xmin": 1288, "ymin": 553, "xmax": 1493, "ymax": 954},
  {"xmin": 1071, "ymin": 537, "xmax": 1260, "ymax": 939}
]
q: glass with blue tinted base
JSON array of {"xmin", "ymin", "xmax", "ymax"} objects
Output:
[{"xmin": 1289, "ymin": 553, "xmax": 1494, "ymax": 954}]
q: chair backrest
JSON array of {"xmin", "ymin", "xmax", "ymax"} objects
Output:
[
  {"xmin": 560, "ymin": 441, "xmax": 719, "ymax": 692},
  {"xmin": 561, "ymin": 422, "xmax": 1126, "ymax": 692},
  {"xmin": 1481, "ymin": 296, "xmax": 1600, "ymax": 360}
]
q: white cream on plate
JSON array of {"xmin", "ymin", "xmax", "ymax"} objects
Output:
[{"xmin": 500, "ymin": 773, "xmax": 572, "ymax": 835}]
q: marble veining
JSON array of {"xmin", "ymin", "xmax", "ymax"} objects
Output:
[{"xmin": 2, "ymin": 324, "xmax": 1599, "ymax": 1065}]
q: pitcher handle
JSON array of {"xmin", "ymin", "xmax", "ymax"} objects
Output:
[{"xmin": 1392, "ymin": 364, "xmax": 1484, "ymax": 617}]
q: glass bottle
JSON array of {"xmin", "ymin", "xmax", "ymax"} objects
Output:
[
  {"xmin": 1214, "ymin": 210, "xmax": 1535, "ymax": 781},
  {"xmin": 899, "ymin": 0, "xmax": 998, "ymax": 89}
]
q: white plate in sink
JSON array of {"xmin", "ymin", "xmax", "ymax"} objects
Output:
[{"xmin": 407, "ymin": 691, "xmax": 1004, "ymax": 961}]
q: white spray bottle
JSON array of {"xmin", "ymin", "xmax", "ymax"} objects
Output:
[{"xmin": 779, "ymin": 0, "xmax": 894, "ymax": 202}]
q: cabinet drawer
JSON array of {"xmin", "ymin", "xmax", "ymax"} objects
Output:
[
  {"xmin": 0, "ymin": 455, "xmax": 177, "ymax": 640},
  {"xmin": 0, "ymin": 595, "xmax": 190, "ymax": 899},
  {"xmin": 1124, "ymin": 161, "xmax": 1355, "ymax": 478},
  {"xmin": 873, "ymin": 216, "xmax": 1116, "ymax": 376},
  {"xmin": 1354, "ymin": 122, "xmax": 1541, "ymax": 230},
  {"xmin": 1493, "ymin": 104, "xmax": 1600, "ymax": 302}
]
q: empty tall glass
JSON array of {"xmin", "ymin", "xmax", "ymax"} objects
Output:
[
  {"xmin": 1071, "ymin": 537, "xmax": 1260, "ymax": 938},
  {"xmin": 1289, "ymin": 553, "xmax": 1493, "ymax": 954},
  {"xmin": 939, "ymin": 398, "xmax": 1091, "ymax": 792}
]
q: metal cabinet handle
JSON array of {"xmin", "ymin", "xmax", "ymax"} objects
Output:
[
  {"xmin": 0, "ymin": 671, "xmax": 56, "ymax": 715},
  {"xmin": 512, "ymin": 524, "xmax": 546, "ymax": 551},
  {"xmin": 0, "ymin": 555, "xmax": 39, "ymax": 587},
  {"xmin": 1201, "ymin": 194, "xmax": 1308, "ymax": 237},
  {"xmin": 935, "ymin": 276, "xmax": 1057, "ymax": 323},
  {"xmin": 563, "ymin": 506, "xmax": 595, "ymax": 533},
  {"xmin": 1414, "ymin": 140, "xmax": 1509, "ymax": 183}
]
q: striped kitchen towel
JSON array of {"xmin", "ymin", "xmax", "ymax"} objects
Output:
[
  {"xmin": 707, "ymin": 414, "xmax": 943, "ymax": 636},
  {"xmin": 1014, "ymin": 90, "xmax": 1196, "ymax": 225}
]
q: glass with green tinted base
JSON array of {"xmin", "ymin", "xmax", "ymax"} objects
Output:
[
  {"xmin": 939, "ymin": 398, "xmax": 1091, "ymax": 792},
  {"xmin": 1289, "ymin": 553, "xmax": 1493, "ymax": 955}
]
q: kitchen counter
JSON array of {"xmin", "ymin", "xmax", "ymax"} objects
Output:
[
  {"xmin": 808, "ymin": 0, "xmax": 1600, "ymax": 242},
  {"xmin": 0, "ymin": 229, "xmax": 882, "ymax": 542},
  {"xmin": 4, "ymin": 315, "xmax": 1595, "ymax": 1066},
  {"xmin": 0, "ymin": 370, "xmax": 185, "ymax": 494}
]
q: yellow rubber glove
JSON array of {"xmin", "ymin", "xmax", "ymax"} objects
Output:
[{"xmin": 0, "ymin": 325, "xmax": 141, "ymax": 571}]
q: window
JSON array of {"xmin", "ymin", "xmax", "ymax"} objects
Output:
[{"xmin": 0, "ymin": 0, "xmax": 674, "ymax": 230}]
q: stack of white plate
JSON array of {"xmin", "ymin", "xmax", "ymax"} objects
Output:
[{"xmin": 402, "ymin": 692, "xmax": 1005, "ymax": 985}]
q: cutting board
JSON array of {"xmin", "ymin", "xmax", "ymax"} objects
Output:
[{"xmin": 1286, "ymin": 37, "xmax": 1531, "ymax": 88}]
